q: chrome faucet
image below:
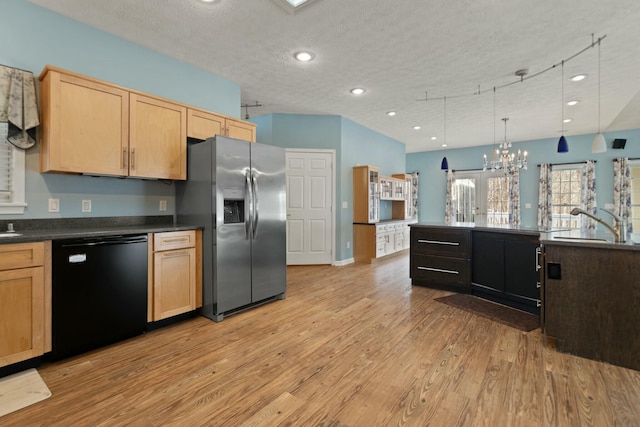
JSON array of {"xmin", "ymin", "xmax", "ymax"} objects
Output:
[{"xmin": 570, "ymin": 207, "xmax": 626, "ymax": 242}]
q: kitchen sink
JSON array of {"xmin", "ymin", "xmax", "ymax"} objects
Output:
[{"xmin": 0, "ymin": 233, "xmax": 22, "ymax": 238}]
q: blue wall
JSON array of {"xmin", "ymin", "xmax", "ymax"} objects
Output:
[
  {"xmin": 1, "ymin": 0, "xmax": 241, "ymax": 219},
  {"xmin": 407, "ymin": 129, "xmax": 640, "ymax": 229},
  {"xmin": 252, "ymin": 113, "xmax": 406, "ymax": 261}
]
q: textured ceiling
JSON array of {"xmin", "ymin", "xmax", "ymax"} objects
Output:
[{"xmin": 28, "ymin": 0, "xmax": 640, "ymax": 152}]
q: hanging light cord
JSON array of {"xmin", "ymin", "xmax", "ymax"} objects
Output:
[
  {"xmin": 561, "ymin": 60, "xmax": 565, "ymax": 135},
  {"xmin": 444, "ymin": 96, "xmax": 447, "ymax": 145},
  {"xmin": 417, "ymin": 34, "xmax": 606, "ymax": 103},
  {"xmin": 493, "ymin": 87, "xmax": 496, "ymax": 149},
  {"xmin": 597, "ymin": 38, "xmax": 601, "ymax": 134}
]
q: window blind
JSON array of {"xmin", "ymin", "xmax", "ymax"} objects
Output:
[{"xmin": 0, "ymin": 123, "xmax": 13, "ymax": 203}]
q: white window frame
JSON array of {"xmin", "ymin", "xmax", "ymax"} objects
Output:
[
  {"xmin": 549, "ymin": 164, "xmax": 582, "ymax": 229},
  {"xmin": 0, "ymin": 123, "xmax": 27, "ymax": 215}
]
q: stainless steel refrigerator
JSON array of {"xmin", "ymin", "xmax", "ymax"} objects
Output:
[{"xmin": 176, "ymin": 135, "xmax": 286, "ymax": 321}]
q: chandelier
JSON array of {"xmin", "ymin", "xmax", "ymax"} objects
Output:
[{"xmin": 483, "ymin": 117, "xmax": 527, "ymax": 172}]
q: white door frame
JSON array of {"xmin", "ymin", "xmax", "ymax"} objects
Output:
[{"xmin": 285, "ymin": 148, "xmax": 336, "ymax": 265}]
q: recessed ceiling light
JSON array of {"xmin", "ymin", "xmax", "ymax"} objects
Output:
[
  {"xmin": 413, "ymin": 126, "xmax": 421, "ymax": 130},
  {"xmin": 570, "ymin": 74, "xmax": 587, "ymax": 82},
  {"xmin": 294, "ymin": 51, "xmax": 314, "ymax": 62},
  {"xmin": 567, "ymin": 100, "xmax": 579, "ymax": 106},
  {"xmin": 386, "ymin": 111, "xmax": 396, "ymax": 116},
  {"xmin": 563, "ymin": 118, "xmax": 572, "ymax": 123},
  {"xmin": 430, "ymin": 136, "xmax": 437, "ymax": 140},
  {"xmin": 441, "ymin": 144, "xmax": 447, "ymax": 147},
  {"xmin": 350, "ymin": 88, "xmax": 365, "ymax": 95},
  {"xmin": 198, "ymin": 0, "xmax": 216, "ymax": 3}
]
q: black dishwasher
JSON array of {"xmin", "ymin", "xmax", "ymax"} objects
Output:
[{"xmin": 51, "ymin": 234, "xmax": 148, "ymax": 360}]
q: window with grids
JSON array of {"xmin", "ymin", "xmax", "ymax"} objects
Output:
[
  {"xmin": 486, "ymin": 175, "xmax": 509, "ymax": 226},
  {"xmin": 630, "ymin": 161, "xmax": 640, "ymax": 231},
  {"xmin": 0, "ymin": 122, "xmax": 27, "ymax": 214},
  {"xmin": 550, "ymin": 166, "xmax": 582, "ymax": 229}
]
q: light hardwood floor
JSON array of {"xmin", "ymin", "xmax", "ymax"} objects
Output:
[{"xmin": 3, "ymin": 252, "xmax": 640, "ymax": 426}]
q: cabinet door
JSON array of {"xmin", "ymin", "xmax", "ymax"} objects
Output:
[
  {"xmin": 129, "ymin": 94, "xmax": 187, "ymax": 180},
  {"xmin": 394, "ymin": 230, "xmax": 404, "ymax": 251},
  {"xmin": 384, "ymin": 231, "xmax": 395, "ymax": 254},
  {"xmin": 40, "ymin": 70, "xmax": 129, "ymax": 176},
  {"xmin": 187, "ymin": 108, "xmax": 225, "ymax": 140},
  {"xmin": 0, "ymin": 267, "xmax": 45, "ymax": 367},
  {"xmin": 471, "ymin": 233, "xmax": 505, "ymax": 291},
  {"xmin": 504, "ymin": 239, "xmax": 540, "ymax": 300},
  {"xmin": 153, "ymin": 248, "xmax": 196, "ymax": 320},
  {"xmin": 227, "ymin": 118, "xmax": 256, "ymax": 142}
]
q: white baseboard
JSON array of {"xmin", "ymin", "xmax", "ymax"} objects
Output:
[{"xmin": 333, "ymin": 257, "xmax": 354, "ymax": 266}]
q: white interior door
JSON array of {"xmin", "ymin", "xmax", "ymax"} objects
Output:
[{"xmin": 286, "ymin": 150, "xmax": 334, "ymax": 265}]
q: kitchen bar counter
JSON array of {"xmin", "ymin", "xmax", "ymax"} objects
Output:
[{"xmin": 0, "ymin": 216, "xmax": 202, "ymax": 244}]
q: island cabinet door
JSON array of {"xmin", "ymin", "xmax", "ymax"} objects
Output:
[
  {"xmin": 471, "ymin": 233, "xmax": 505, "ymax": 292},
  {"xmin": 503, "ymin": 238, "xmax": 540, "ymax": 300}
]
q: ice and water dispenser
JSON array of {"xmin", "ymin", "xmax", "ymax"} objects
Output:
[{"xmin": 223, "ymin": 187, "xmax": 245, "ymax": 224}]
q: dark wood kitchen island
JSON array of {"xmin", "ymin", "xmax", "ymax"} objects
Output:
[{"xmin": 410, "ymin": 223, "xmax": 543, "ymax": 314}]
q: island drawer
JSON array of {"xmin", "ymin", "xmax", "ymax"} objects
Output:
[
  {"xmin": 411, "ymin": 227, "xmax": 471, "ymax": 257},
  {"xmin": 410, "ymin": 254, "xmax": 471, "ymax": 289}
]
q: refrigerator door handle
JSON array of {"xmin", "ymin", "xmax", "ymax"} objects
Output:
[
  {"xmin": 251, "ymin": 171, "xmax": 259, "ymax": 238},
  {"xmin": 245, "ymin": 171, "xmax": 252, "ymax": 240}
]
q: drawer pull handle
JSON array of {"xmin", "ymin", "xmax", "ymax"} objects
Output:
[
  {"xmin": 417, "ymin": 239, "xmax": 460, "ymax": 246},
  {"xmin": 536, "ymin": 281, "xmax": 541, "ymax": 289},
  {"xmin": 418, "ymin": 266, "xmax": 459, "ymax": 275},
  {"xmin": 536, "ymin": 300, "xmax": 542, "ymax": 308},
  {"xmin": 162, "ymin": 251, "xmax": 189, "ymax": 257},
  {"xmin": 162, "ymin": 237, "xmax": 189, "ymax": 243}
]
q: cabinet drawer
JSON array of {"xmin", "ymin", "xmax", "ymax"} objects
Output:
[
  {"xmin": 153, "ymin": 230, "xmax": 196, "ymax": 251},
  {"xmin": 0, "ymin": 242, "xmax": 45, "ymax": 270},
  {"xmin": 376, "ymin": 224, "xmax": 388, "ymax": 233},
  {"xmin": 411, "ymin": 227, "xmax": 471, "ymax": 257},
  {"xmin": 411, "ymin": 254, "xmax": 471, "ymax": 289}
]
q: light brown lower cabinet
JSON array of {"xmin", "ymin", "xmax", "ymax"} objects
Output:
[
  {"xmin": 0, "ymin": 242, "xmax": 51, "ymax": 368},
  {"xmin": 148, "ymin": 230, "xmax": 202, "ymax": 321}
]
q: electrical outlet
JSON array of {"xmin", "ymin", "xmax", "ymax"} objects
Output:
[
  {"xmin": 48, "ymin": 198, "xmax": 60, "ymax": 213},
  {"xmin": 342, "ymin": 201, "xmax": 348, "ymax": 209},
  {"xmin": 82, "ymin": 199, "xmax": 92, "ymax": 213},
  {"xmin": 525, "ymin": 203, "xmax": 532, "ymax": 209},
  {"xmin": 605, "ymin": 203, "xmax": 614, "ymax": 210},
  {"xmin": 346, "ymin": 241, "xmax": 350, "ymax": 249},
  {"xmin": 159, "ymin": 200, "xmax": 167, "ymax": 211}
]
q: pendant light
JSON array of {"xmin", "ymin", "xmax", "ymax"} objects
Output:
[
  {"xmin": 557, "ymin": 60, "xmax": 569, "ymax": 153},
  {"xmin": 441, "ymin": 96, "xmax": 449, "ymax": 170},
  {"xmin": 592, "ymin": 38, "xmax": 607, "ymax": 153}
]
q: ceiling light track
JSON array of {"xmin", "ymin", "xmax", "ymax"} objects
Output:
[
  {"xmin": 241, "ymin": 101, "xmax": 262, "ymax": 120},
  {"xmin": 416, "ymin": 34, "xmax": 606, "ymax": 103}
]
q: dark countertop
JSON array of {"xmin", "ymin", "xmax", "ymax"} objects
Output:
[
  {"xmin": 0, "ymin": 216, "xmax": 202, "ymax": 244},
  {"xmin": 409, "ymin": 221, "xmax": 558, "ymax": 236},
  {"xmin": 410, "ymin": 221, "xmax": 640, "ymax": 251}
]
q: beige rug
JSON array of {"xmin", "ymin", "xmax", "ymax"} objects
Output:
[{"xmin": 0, "ymin": 368, "xmax": 51, "ymax": 418}]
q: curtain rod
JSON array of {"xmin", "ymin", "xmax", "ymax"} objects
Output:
[
  {"xmin": 0, "ymin": 64, "xmax": 34, "ymax": 74},
  {"xmin": 613, "ymin": 158, "xmax": 640, "ymax": 161},
  {"xmin": 536, "ymin": 160, "xmax": 596, "ymax": 167}
]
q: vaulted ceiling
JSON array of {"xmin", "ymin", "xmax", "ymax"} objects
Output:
[{"xmin": 29, "ymin": 0, "xmax": 640, "ymax": 152}]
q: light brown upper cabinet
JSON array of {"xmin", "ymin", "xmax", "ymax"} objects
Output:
[
  {"xmin": 129, "ymin": 93, "xmax": 186, "ymax": 179},
  {"xmin": 39, "ymin": 66, "xmax": 187, "ymax": 180},
  {"xmin": 187, "ymin": 107, "xmax": 256, "ymax": 142}
]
